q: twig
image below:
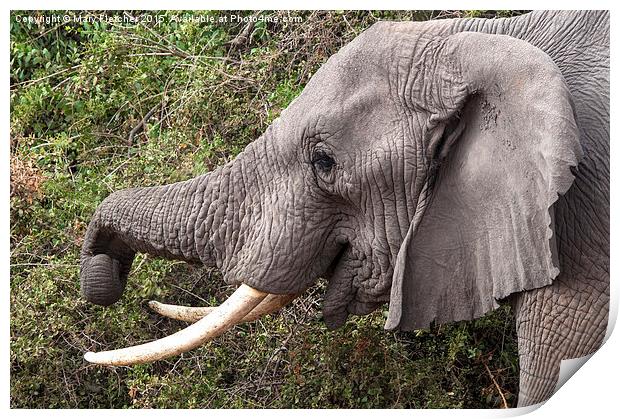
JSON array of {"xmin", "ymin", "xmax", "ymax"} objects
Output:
[
  {"xmin": 128, "ymin": 254, "xmax": 148, "ymax": 275},
  {"xmin": 10, "ymin": 64, "xmax": 82, "ymax": 89},
  {"xmin": 104, "ymin": 155, "xmax": 133, "ymax": 180},
  {"xmin": 127, "ymin": 103, "xmax": 160, "ymax": 145},
  {"xmin": 342, "ymin": 14, "xmax": 358, "ymax": 36},
  {"xmin": 10, "ymin": 262, "xmax": 79, "ymax": 268},
  {"xmin": 227, "ymin": 14, "xmax": 259, "ymax": 49},
  {"xmin": 106, "ymin": 91, "xmax": 164, "ymax": 128},
  {"xmin": 125, "ymin": 52, "xmax": 242, "ymax": 65},
  {"xmin": 169, "ymin": 283, "xmax": 210, "ymax": 304},
  {"xmin": 483, "ymin": 360, "xmax": 508, "ymax": 408},
  {"xmin": 257, "ymin": 346, "xmax": 286, "ymax": 387},
  {"xmin": 124, "ymin": 11, "xmax": 193, "ymax": 60},
  {"xmin": 52, "ymin": 76, "xmax": 72, "ymax": 91}
]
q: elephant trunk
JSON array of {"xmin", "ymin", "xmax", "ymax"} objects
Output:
[{"xmin": 80, "ymin": 169, "xmax": 228, "ymax": 306}]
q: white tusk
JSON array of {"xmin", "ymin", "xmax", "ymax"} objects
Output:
[
  {"xmin": 84, "ymin": 284, "xmax": 267, "ymax": 366},
  {"xmin": 148, "ymin": 293, "xmax": 297, "ymax": 324},
  {"xmin": 242, "ymin": 293, "xmax": 297, "ymax": 322},
  {"xmin": 148, "ymin": 300, "xmax": 213, "ymax": 323}
]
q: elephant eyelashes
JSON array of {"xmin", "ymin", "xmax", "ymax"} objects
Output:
[{"xmin": 311, "ymin": 150, "xmax": 336, "ymax": 173}]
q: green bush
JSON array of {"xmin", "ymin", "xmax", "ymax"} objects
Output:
[{"xmin": 10, "ymin": 10, "xmax": 522, "ymax": 408}]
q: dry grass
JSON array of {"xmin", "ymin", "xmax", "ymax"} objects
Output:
[{"xmin": 10, "ymin": 153, "xmax": 45, "ymax": 203}]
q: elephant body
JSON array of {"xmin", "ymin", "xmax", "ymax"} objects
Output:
[
  {"xmin": 482, "ymin": 11, "xmax": 609, "ymax": 405},
  {"xmin": 80, "ymin": 11, "xmax": 609, "ymax": 407},
  {"xmin": 382, "ymin": 11, "xmax": 610, "ymax": 405}
]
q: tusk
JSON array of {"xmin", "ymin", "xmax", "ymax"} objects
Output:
[
  {"xmin": 242, "ymin": 293, "xmax": 297, "ymax": 322},
  {"xmin": 84, "ymin": 284, "xmax": 267, "ymax": 366},
  {"xmin": 147, "ymin": 300, "xmax": 213, "ymax": 323},
  {"xmin": 148, "ymin": 293, "xmax": 297, "ymax": 324}
]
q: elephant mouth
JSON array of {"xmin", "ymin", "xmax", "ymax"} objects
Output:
[
  {"xmin": 322, "ymin": 242, "xmax": 351, "ymax": 280},
  {"xmin": 320, "ymin": 242, "xmax": 363, "ymax": 329},
  {"xmin": 82, "ymin": 238, "xmax": 354, "ymax": 366},
  {"xmin": 321, "ymin": 241, "xmax": 388, "ymax": 329}
]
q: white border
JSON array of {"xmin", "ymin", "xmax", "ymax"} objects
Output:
[{"xmin": 4, "ymin": 1, "xmax": 618, "ymax": 417}]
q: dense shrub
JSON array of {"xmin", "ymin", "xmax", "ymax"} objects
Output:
[{"xmin": 10, "ymin": 10, "xmax": 523, "ymax": 408}]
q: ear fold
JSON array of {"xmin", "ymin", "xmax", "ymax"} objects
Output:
[{"xmin": 386, "ymin": 32, "xmax": 583, "ymax": 331}]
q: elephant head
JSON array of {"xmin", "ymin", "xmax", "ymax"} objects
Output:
[{"xmin": 81, "ymin": 24, "xmax": 582, "ymax": 365}]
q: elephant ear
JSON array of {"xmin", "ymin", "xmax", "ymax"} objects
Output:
[{"xmin": 385, "ymin": 32, "xmax": 583, "ymax": 331}]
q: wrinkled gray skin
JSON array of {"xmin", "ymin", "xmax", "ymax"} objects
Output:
[{"xmin": 81, "ymin": 10, "xmax": 609, "ymax": 407}]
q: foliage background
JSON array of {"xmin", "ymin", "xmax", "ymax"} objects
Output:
[{"xmin": 10, "ymin": 10, "xmax": 525, "ymax": 408}]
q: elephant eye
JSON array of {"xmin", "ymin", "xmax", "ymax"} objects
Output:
[{"xmin": 312, "ymin": 150, "xmax": 336, "ymax": 172}]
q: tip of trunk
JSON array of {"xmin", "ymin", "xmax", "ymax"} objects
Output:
[{"xmin": 80, "ymin": 253, "xmax": 132, "ymax": 306}]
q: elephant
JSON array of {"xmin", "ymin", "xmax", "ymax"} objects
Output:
[{"xmin": 79, "ymin": 10, "xmax": 609, "ymax": 407}]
